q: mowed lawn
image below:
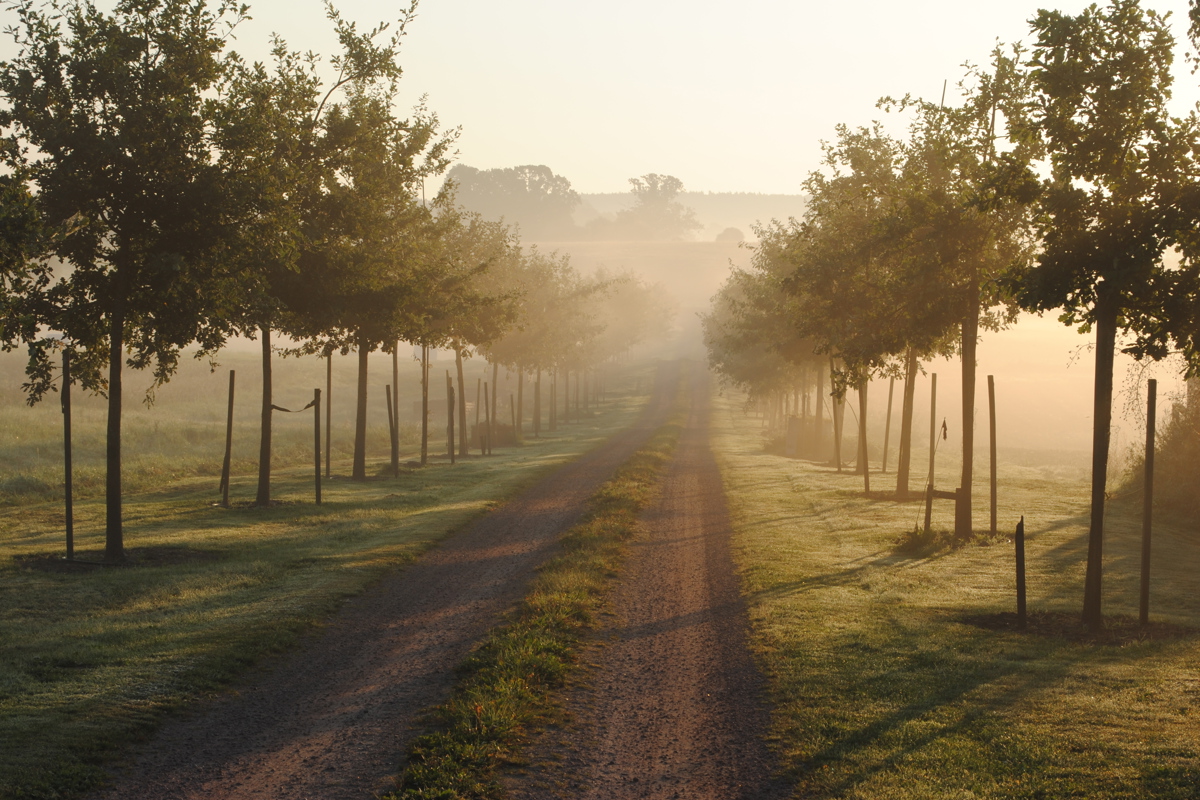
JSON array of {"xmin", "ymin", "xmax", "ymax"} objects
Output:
[
  {"xmin": 711, "ymin": 390, "xmax": 1200, "ymax": 799},
  {"xmin": 0, "ymin": 378, "xmax": 648, "ymax": 800}
]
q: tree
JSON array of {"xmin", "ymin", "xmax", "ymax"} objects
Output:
[
  {"xmin": 601, "ymin": 173, "xmax": 701, "ymax": 241},
  {"xmin": 1017, "ymin": 0, "xmax": 1199, "ymax": 628},
  {"xmin": 882, "ymin": 47, "xmax": 1040, "ymax": 525},
  {"xmin": 216, "ymin": 3, "xmax": 453, "ymax": 497},
  {"xmin": 444, "ymin": 164, "xmax": 580, "ymax": 240},
  {"xmin": 0, "ymin": 0, "xmax": 252, "ymax": 561}
]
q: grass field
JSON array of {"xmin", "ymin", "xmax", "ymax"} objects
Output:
[
  {"xmin": 0, "ymin": 362, "xmax": 652, "ymax": 800},
  {"xmin": 0, "ymin": 344, "xmax": 525, "ymax": 507},
  {"xmin": 711, "ymin": 389, "xmax": 1200, "ymax": 799}
]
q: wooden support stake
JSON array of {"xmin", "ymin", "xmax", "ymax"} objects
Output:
[
  {"xmin": 392, "ymin": 346, "xmax": 400, "ymax": 469},
  {"xmin": 924, "ymin": 484, "xmax": 934, "ymax": 534},
  {"xmin": 420, "ymin": 346, "xmax": 429, "ymax": 466},
  {"xmin": 446, "ymin": 371, "xmax": 455, "ymax": 464},
  {"xmin": 483, "ymin": 382, "xmax": 492, "ymax": 455},
  {"xmin": 1140, "ymin": 379, "xmax": 1156, "ymax": 626},
  {"xmin": 927, "ymin": 373, "xmax": 938, "ymax": 488},
  {"xmin": 325, "ymin": 352, "xmax": 332, "ymax": 478},
  {"xmin": 220, "ymin": 369, "xmax": 235, "ymax": 509},
  {"xmin": 385, "ymin": 384, "xmax": 397, "ymax": 477},
  {"xmin": 475, "ymin": 377, "xmax": 482, "ymax": 448},
  {"xmin": 313, "ymin": 389, "xmax": 322, "ymax": 505},
  {"xmin": 882, "ymin": 376, "xmax": 894, "ymax": 473},
  {"xmin": 989, "ymin": 375, "xmax": 997, "ymax": 535},
  {"xmin": 62, "ymin": 350, "xmax": 74, "ymax": 559},
  {"xmin": 1016, "ymin": 515, "xmax": 1026, "ymax": 629}
]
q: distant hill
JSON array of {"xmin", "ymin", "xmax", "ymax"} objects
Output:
[{"xmin": 576, "ymin": 192, "xmax": 805, "ymax": 241}]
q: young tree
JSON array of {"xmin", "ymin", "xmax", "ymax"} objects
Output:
[
  {"xmin": 0, "ymin": 0, "xmax": 251, "ymax": 561},
  {"xmin": 883, "ymin": 47, "xmax": 1040, "ymax": 533},
  {"xmin": 1017, "ymin": 0, "xmax": 1199, "ymax": 628}
]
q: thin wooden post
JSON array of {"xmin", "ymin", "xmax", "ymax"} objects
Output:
[
  {"xmin": 1016, "ymin": 515, "xmax": 1027, "ymax": 629},
  {"xmin": 988, "ymin": 375, "xmax": 997, "ymax": 535},
  {"xmin": 420, "ymin": 346, "xmax": 429, "ymax": 466},
  {"xmin": 510, "ymin": 393, "xmax": 516, "ymax": 436},
  {"xmin": 927, "ymin": 373, "xmax": 938, "ymax": 487},
  {"xmin": 325, "ymin": 351, "xmax": 332, "ymax": 478},
  {"xmin": 1140, "ymin": 379, "xmax": 1157, "ymax": 626},
  {"xmin": 882, "ymin": 376, "xmax": 894, "ymax": 473},
  {"xmin": 491, "ymin": 362, "xmax": 499, "ymax": 447},
  {"xmin": 220, "ymin": 369, "xmax": 235, "ymax": 509},
  {"xmin": 924, "ymin": 484, "xmax": 934, "ymax": 534},
  {"xmin": 483, "ymin": 382, "xmax": 492, "ymax": 455},
  {"xmin": 313, "ymin": 389, "xmax": 322, "ymax": 505},
  {"xmin": 385, "ymin": 384, "xmax": 397, "ymax": 477},
  {"xmin": 393, "ymin": 346, "xmax": 400, "ymax": 468},
  {"xmin": 475, "ymin": 377, "xmax": 482, "ymax": 449},
  {"xmin": 62, "ymin": 350, "xmax": 74, "ymax": 559},
  {"xmin": 858, "ymin": 380, "xmax": 870, "ymax": 493},
  {"xmin": 446, "ymin": 371, "xmax": 455, "ymax": 464}
]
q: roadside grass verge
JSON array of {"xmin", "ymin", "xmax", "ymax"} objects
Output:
[
  {"xmin": 388, "ymin": 402, "xmax": 686, "ymax": 799},
  {"xmin": 711, "ymin": 390, "xmax": 1200, "ymax": 800},
  {"xmin": 0, "ymin": 382, "xmax": 651, "ymax": 800}
]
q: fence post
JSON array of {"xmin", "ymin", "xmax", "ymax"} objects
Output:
[
  {"xmin": 385, "ymin": 384, "xmax": 397, "ymax": 477},
  {"xmin": 989, "ymin": 375, "xmax": 997, "ymax": 535},
  {"xmin": 221, "ymin": 369, "xmax": 235, "ymax": 509},
  {"xmin": 1016, "ymin": 515, "xmax": 1026, "ymax": 629},
  {"xmin": 313, "ymin": 389, "xmax": 322, "ymax": 505},
  {"xmin": 62, "ymin": 350, "xmax": 74, "ymax": 559},
  {"xmin": 1140, "ymin": 379, "xmax": 1157, "ymax": 626}
]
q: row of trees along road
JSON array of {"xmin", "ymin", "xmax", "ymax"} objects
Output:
[
  {"xmin": 0, "ymin": 0, "xmax": 673, "ymax": 565},
  {"xmin": 704, "ymin": 0, "xmax": 1200, "ymax": 630}
]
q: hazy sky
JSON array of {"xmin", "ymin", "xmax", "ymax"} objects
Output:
[{"xmin": 232, "ymin": 0, "xmax": 1200, "ymax": 194}]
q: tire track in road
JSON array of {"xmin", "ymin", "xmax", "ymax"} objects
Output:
[
  {"xmin": 510, "ymin": 367, "xmax": 788, "ymax": 800},
  {"xmin": 91, "ymin": 363, "xmax": 677, "ymax": 800}
]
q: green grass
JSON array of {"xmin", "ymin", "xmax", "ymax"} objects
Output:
[
  {"xmin": 388, "ymin": 390, "xmax": 687, "ymax": 799},
  {"xmin": 0, "ymin": 367, "xmax": 652, "ymax": 800},
  {"xmin": 0, "ymin": 346, "xmax": 511, "ymax": 506},
  {"xmin": 711, "ymin": 389, "xmax": 1200, "ymax": 800}
]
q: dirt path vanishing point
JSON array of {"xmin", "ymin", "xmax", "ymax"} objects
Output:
[
  {"xmin": 91, "ymin": 363, "xmax": 677, "ymax": 800},
  {"xmin": 508, "ymin": 368, "xmax": 790, "ymax": 800}
]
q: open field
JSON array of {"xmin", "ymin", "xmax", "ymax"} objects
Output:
[
  {"xmin": 711, "ymin": 389, "xmax": 1200, "ymax": 799},
  {"xmin": 0, "ymin": 367, "xmax": 651, "ymax": 800},
  {"xmin": 0, "ymin": 346, "xmax": 526, "ymax": 508}
]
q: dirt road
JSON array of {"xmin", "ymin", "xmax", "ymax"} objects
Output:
[
  {"xmin": 92, "ymin": 365, "xmax": 676, "ymax": 800},
  {"xmin": 509, "ymin": 368, "xmax": 788, "ymax": 800}
]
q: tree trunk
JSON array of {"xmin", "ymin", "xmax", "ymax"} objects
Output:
[
  {"xmin": 956, "ymin": 278, "xmax": 980, "ymax": 538},
  {"xmin": 858, "ymin": 379, "xmax": 870, "ymax": 493},
  {"xmin": 255, "ymin": 325, "xmax": 273, "ymax": 507},
  {"xmin": 1083, "ymin": 289, "xmax": 1118, "ymax": 629},
  {"xmin": 105, "ymin": 308, "xmax": 125, "ymax": 562},
  {"xmin": 896, "ymin": 347, "xmax": 918, "ymax": 497},
  {"xmin": 456, "ymin": 345, "xmax": 468, "ymax": 457},
  {"xmin": 352, "ymin": 331, "xmax": 369, "ymax": 480}
]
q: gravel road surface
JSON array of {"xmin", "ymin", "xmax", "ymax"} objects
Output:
[{"xmin": 91, "ymin": 364, "xmax": 675, "ymax": 800}]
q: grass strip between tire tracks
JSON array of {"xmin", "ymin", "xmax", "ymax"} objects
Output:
[{"xmin": 389, "ymin": 404, "xmax": 686, "ymax": 799}]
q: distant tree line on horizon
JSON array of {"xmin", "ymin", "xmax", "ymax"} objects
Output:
[
  {"xmin": 703, "ymin": 0, "xmax": 1200, "ymax": 631},
  {"xmin": 0, "ymin": 0, "xmax": 674, "ymax": 564}
]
